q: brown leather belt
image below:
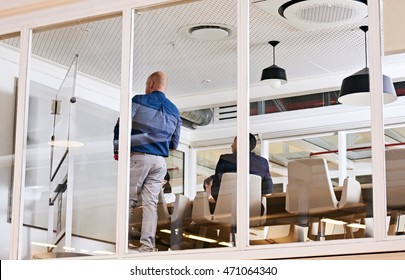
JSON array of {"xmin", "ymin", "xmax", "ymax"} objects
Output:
[{"xmin": 131, "ymin": 152, "xmax": 160, "ymax": 156}]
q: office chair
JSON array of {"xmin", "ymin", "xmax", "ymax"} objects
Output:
[
  {"xmin": 211, "ymin": 173, "xmax": 265, "ymax": 245},
  {"xmin": 286, "ymin": 157, "xmax": 364, "ymax": 241},
  {"xmin": 386, "ymin": 148, "xmax": 405, "ymax": 235}
]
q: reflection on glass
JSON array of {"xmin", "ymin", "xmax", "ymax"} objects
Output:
[
  {"xmin": 385, "ymin": 128, "xmax": 405, "ymax": 236},
  {"xmin": 0, "ymin": 32, "xmax": 20, "ymax": 260},
  {"xmin": 24, "ymin": 14, "xmax": 122, "ymax": 259},
  {"xmin": 385, "ymin": 147, "xmax": 405, "ymax": 235},
  {"xmin": 47, "ymin": 55, "xmax": 78, "ymax": 241},
  {"xmin": 166, "ymin": 150, "xmax": 185, "ymax": 195},
  {"xmin": 130, "ymin": 0, "xmax": 238, "ymax": 252},
  {"xmin": 247, "ymin": 131, "xmax": 373, "ymax": 245},
  {"xmin": 248, "ymin": 0, "xmax": 373, "ymax": 246},
  {"xmin": 383, "ymin": 0, "xmax": 405, "ymax": 237}
]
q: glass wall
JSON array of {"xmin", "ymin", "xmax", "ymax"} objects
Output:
[
  {"xmin": 131, "ymin": 0, "xmax": 238, "ymax": 252},
  {"xmin": 382, "ymin": 0, "xmax": 405, "ymax": 237},
  {"xmin": 264, "ymin": 131, "xmax": 372, "ymax": 243},
  {"xmin": 0, "ymin": 32, "xmax": 20, "ymax": 260},
  {"xmin": 248, "ymin": 0, "xmax": 372, "ymax": 246},
  {"xmin": 385, "ymin": 126, "xmax": 405, "ymax": 236},
  {"xmin": 3, "ymin": 0, "xmax": 405, "ymax": 260},
  {"xmin": 166, "ymin": 150, "xmax": 185, "ymax": 195},
  {"xmin": 22, "ymin": 14, "xmax": 122, "ymax": 259}
]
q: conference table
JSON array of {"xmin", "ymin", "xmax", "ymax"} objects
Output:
[{"xmin": 262, "ymin": 184, "xmax": 373, "ymax": 227}]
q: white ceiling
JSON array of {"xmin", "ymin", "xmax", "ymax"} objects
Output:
[{"xmin": 2, "ymin": 0, "xmax": 405, "ymax": 108}]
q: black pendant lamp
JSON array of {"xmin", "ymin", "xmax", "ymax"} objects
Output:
[
  {"xmin": 261, "ymin": 40, "xmax": 287, "ymax": 89},
  {"xmin": 338, "ymin": 26, "xmax": 397, "ymax": 106}
]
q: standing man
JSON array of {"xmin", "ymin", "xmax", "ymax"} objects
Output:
[{"xmin": 113, "ymin": 71, "xmax": 182, "ymax": 252}]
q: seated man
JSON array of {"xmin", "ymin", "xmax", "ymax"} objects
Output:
[{"xmin": 211, "ymin": 133, "xmax": 273, "ymax": 213}]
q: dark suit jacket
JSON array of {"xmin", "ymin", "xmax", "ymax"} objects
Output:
[{"xmin": 211, "ymin": 152, "xmax": 273, "ymax": 200}]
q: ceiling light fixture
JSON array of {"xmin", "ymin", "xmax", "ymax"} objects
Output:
[
  {"xmin": 338, "ymin": 26, "xmax": 397, "ymax": 106},
  {"xmin": 178, "ymin": 24, "xmax": 236, "ymax": 41},
  {"xmin": 261, "ymin": 40, "xmax": 287, "ymax": 89},
  {"xmin": 253, "ymin": 0, "xmax": 368, "ymax": 31},
  {"xmin": 191, "ymin": 25, "xmax": 229, "ymax": 40}
]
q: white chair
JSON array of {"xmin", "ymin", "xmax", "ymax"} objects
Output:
[
  {"xmin": 211, "ymin": 173, "xmax": 265, "ymax": 245},
  {"xmin": 190, "ymin": 191, "xmax": 212, "ymax": 225},
  {"xmin": 386, "ymin": 148, "xmax": 405, "ymax": 235},
  {"xmin": 169, "ymin": 193, "xmax": 192, "ymax": 250},
  {"xmin": 212, "ymin": 173, "xmax": 265, "ymax": 224},
  {"xmin": 188, "ymin": 191, "xmax": 215, "ymax": 248},
  {"xmin": 286, "ymin": 157, "xmax": 364, "ymax": 241},
  {"xmin": 156, "ymin": 190, "xmax": 193, "ymax": 250},
  {"xmin": 130, "ymin": 190, "xmax": 192, "ymax": 250},
  {"xmin": 286, "ymin": 158, "xmax": 338, "ymax": 217},
  {"xmin": 188, "ymin": 173, "xmax": 265, "ymax": 246}
]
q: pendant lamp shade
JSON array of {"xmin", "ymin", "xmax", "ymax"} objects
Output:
[
  {"xmin": 338, "ymin": 26, "xmax": 397, "ymax": 106},
  {"xmin": 261, "ymin": 41, "xmax": 287, "ymax": 89},
  {"xmin": 338, "ymin": 67, "xmax": 397, "ymax": 106}
]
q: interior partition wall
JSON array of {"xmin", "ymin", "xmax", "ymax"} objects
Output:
[
  {"xmin": 129, "ymin": 0, "xmax": 239, "ymax": 253},
  {"xmin": 20, "ymin": 14, "xmax": 123, "ymax": 259},
  {"xmin": 382, "ymin": 0, "xmax": 405, "ymax": 237},
  {"xmin": 247, "ymin": 0, "xmax": 373, "ymax": 247},
  {"xmin": 0, "ymin": 32, "xmax": 20, "ymax": 260},
  {"xmin": 2, "ymin": 0, "xmax": 405, "ymax": 260}
]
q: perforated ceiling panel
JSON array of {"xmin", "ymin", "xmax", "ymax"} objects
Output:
[
  {"xmin": 2, "ymin": 0, "xmax": 405, "ymax": 101},
  {"xmin": 132, "ymin": 0, "xmax": 238, "ymax": 95}
]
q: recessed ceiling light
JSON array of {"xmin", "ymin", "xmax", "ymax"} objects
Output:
[
  {"xmin": 178, "ymin": 23, "xmax": 236, "ymax": 41},
  {"xmin": 191, "ymin": 26, "xmax": 228, "ymax": 40}
]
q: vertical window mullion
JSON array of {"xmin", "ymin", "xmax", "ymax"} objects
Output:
[
  {"xmin": 368, "ymin": 1, "xmax": 387, "ymax": 241},
  {"xmin": 236, "ymin": 0, "xmax": 250, "ymax": 249},
  {"xmin": 116, "ymin": 8, "xmax": 134, "ymax": 256},
  {"xmin": 10, "ymin": 27, "xmax": 31, "ymax": 260}
]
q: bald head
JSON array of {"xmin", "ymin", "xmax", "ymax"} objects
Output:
[{"xmin": 145, "ymin": 71, "xmax": 168, "ymax": 94}]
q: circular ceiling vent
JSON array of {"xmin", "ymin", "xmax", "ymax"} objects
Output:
[
  {"xmin": 178, "ymin": 24, "xmax": 236, "ymax": 41},
  {"xmin": 280, "ymin": 0, "xmax": 367, "ymax": 30},
  {"xmin": 254, "ymin": 0, "xmax": 367, "ymax": 31}
]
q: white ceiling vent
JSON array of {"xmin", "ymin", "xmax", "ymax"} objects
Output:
[
  {"xmin": 178, "ymin": 24, "xmax": 236, "ymax": 41},
  {"xmin": 253, "ymin": 0, "xmax": 368, "ymax": 31}
]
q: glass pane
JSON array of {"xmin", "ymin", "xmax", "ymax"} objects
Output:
[
  {"xmin": 130, "ymin": 0, "xmax": 237, "ymax": 253},
  {"xmin": 382, "ymin": 0, "xmax": 405, "ymax": 236},
  {"xmin": 24, "ymin": 14, "xmax": 122, "ymax": 259},
  {"xmin": 254, "ymin": 131, "xmax": 372, "ymax": 245},
  {"xmin": 385, "ymin": 127, "xmax": 405, "ymax": 236},
  {"xmin": 166, "ymin": 150, "xmax": 184, "ymax": 196},
  {"xmin": 249, "ymin": 0, "xmax": 372, "ymax": 246},
  {"xmin": 197, "ymin": 147, "xmax": 231, "ymax": 192},
  {"xmin": 0, "ymin": 32, "xmax": 20, "ymax": 260}
]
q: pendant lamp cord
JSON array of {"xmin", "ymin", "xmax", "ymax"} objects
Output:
[
  {"xmin": 269, "ymin": 41, "xmax": 280, "ymax": 66},
  {"xmin": 364, "ymin": 29, "xmax": 368, "ymax": 68},
  {"xmin": 360, "ymin": 25, "xmax": 369, "ymax": 68}
]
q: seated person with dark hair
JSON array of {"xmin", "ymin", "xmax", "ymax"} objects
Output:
[
  {"xmin": 211, "ymin": 133, "xmax": 273, "ymax": 213},
  {"xmin": 162, "ymin": 172, "xmax": 172, "ymax": 194},
  {"xmin": 203, "ymin": 175, "xmax": 216, "ymax": 214},
  {"xmin": 162, "ymin": 172, "xmax": 175, "ymax": 203}
]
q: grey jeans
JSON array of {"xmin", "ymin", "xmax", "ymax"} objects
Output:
[{"xmin": 129, "ymin": 152, "xmax": 166, "ymax": 251}]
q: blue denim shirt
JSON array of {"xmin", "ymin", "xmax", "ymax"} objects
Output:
[{"xmin": 113, "ymin": 91, "xmax": 182, "ymax": 157}]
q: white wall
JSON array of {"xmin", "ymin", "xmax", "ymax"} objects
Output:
[
  {"xmin": 0, "ymin": 43, "xmax": 19, "ymax": 260},
  {"xmin": 384, "ymin": 0, "xmax": 405, "ymax": 55}
]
